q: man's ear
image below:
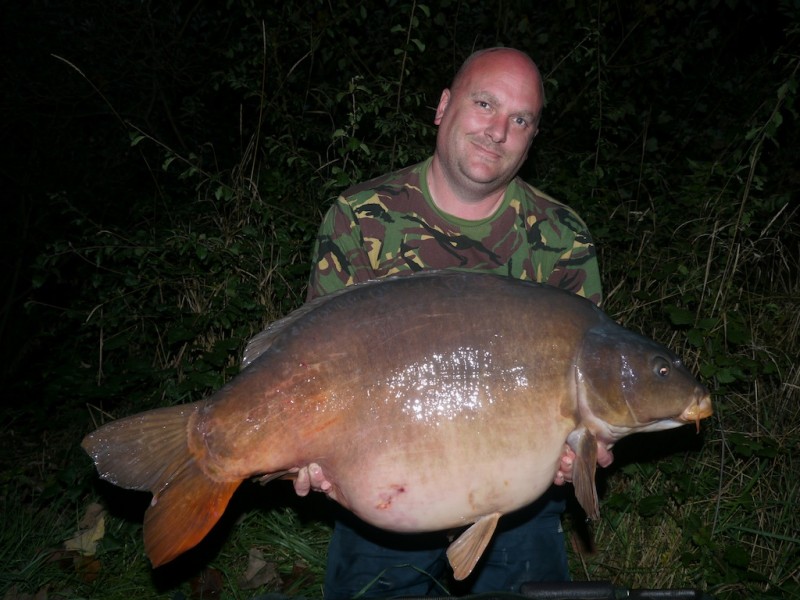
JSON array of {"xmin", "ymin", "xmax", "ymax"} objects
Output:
[{"xmin": 434, "ymin": 89, "xmax": 451, "ymax": 125}]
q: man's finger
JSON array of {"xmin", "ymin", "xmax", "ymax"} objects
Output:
[{"xmin": 294, "ymin": 467, "xmax": 311, "ymax": 496}]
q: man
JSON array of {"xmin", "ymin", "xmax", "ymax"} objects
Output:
[{"xmin": 295, "ymin": 47, "xmax": 610, "ymax": 598}]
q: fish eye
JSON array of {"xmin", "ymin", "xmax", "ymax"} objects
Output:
[{"xmin": 654, "ymin": 358, "xmax": 671, "ymax": 377}]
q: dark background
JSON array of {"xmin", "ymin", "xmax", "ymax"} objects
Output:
[{"xmin": 1, "ymin": 1, "xmax": 797, "ymax": 598}]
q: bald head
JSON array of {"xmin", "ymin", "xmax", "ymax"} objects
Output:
[
  {"xmin": 428, "ymin": 47, "xmax": 546, "ymax": 212},
  {"xmin": 451, "ymin": 48, "xmax": 545, "ymax": 126}
]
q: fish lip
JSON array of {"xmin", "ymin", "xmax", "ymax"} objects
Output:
[
  {"xmin": 680, "ymin": 393, "xmax": 713, "ymax": 422},
  {"xmin": 679, "ymin": 393, "xmax": 713, "ymax": 433}
]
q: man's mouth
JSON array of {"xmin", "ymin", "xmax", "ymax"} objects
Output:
[{"xmin": 471, "ymin": 141, "xmax": 502, "ymax": 159}]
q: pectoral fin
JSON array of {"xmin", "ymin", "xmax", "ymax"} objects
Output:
[
  {"xmin": 445, "ymin": 512, "xmax": 501, "ymax": 580},
  {"xmin": 569, "ymin": 428, "xmax": 600, "ymax": 520}
]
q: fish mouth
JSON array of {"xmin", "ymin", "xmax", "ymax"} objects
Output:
[{"xmin": 679, "ymin": 393, "xmax": 713, "ymax": 433}]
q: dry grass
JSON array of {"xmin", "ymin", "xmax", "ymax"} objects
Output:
[{"xmin": 569, "ymin": 178, "xmax": 800, "ymax": 598}]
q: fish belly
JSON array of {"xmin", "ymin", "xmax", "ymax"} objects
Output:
[{"xmin": 327, "ymin": 418, "xmax": 572, "ymax": 533}]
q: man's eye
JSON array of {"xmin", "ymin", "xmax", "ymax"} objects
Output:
[
  {"xmin": 477, "ymin": 101, "xmax": 491, "ymax": 109},
  {"xmin": 514, "ymin": 117, "xmax": 528, "ymax": 127}
]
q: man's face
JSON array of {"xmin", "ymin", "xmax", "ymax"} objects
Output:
[{"xmin": 434, "ymin": 51, "xmax": 543, "ymax": 198}]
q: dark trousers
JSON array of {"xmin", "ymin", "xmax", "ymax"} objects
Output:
[{"xmin": 323, "ymin": 489, "xmax": 570, "ymax": 599}]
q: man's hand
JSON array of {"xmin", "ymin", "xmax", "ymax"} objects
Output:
[
  {"xmin": 293, "ymin": 463, "xmax": 336, "ymax": 500},
  {"xmin": 553, "ymin": 442, "xmax": 614, "ymax": 486}
]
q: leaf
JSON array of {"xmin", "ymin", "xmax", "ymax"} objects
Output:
[
  {"xmin": 637, "ymin": 494, "xmax": 667, "ymax": 517},
  {"xmin": 74, "ymin": 555, "xmax": 102, "ymax": 583},
  {"xmin": 665, "ymin": 305, "xmax": 695, "ymax": 326},
  {"xmin": 238, "ymin": 547, "xmax": 282, "ymax": 590},
  {"xmin": 168, "ymin": 322, "xmax": 197, "ymax": 344},
  {"xmin": 604, "ymin": 492, "xmax": 632, "ymax": 510},
  {"xmin": 64, "ymin": 503, "xmax": 106, "ymax": 556},
  {"xmin": 190, "ymin": 567, "xmax": 224, "ymax": 599},
  {"xmin": 715, "ymin": 367, "xmax": 739, "ymax": 384},
  {"xmin": 724, "ymin": 544, "xmax": 750, "ymax": 569}
]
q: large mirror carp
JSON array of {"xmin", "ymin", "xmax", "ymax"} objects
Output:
[{"xmin": 82, "ymin": 271, "xmax": 712, "ymax": 579}]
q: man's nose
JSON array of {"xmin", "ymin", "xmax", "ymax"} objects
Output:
[{"xmin": 485, "ymin": 115, "xmax": 508, "ymax": 143}]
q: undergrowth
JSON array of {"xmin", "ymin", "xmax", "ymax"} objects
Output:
[{"xmin": 3, "ymin": 1, "xmax": 798, "ymax": 599}]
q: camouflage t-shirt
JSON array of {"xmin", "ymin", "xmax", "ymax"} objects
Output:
[{"xmin": 307, "ymin": 158, "xmax": 602, "ymax": 305}]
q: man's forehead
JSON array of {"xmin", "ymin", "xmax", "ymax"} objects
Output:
[
  {"xmin": 464, "ymin": 50, "xmax": 537, "ymax": 78},
  {"xmin": 460, "ymin": 58, "xmax": 539, "ymax": 91}
]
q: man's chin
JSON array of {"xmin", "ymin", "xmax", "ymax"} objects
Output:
[{"xmin": 460, "ymin": 159, "xmax": 504, "ymax": 183}]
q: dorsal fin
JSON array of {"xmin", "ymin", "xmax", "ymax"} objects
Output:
[
  {"xmin": 242, "ymin": 273, "xmax": 449, "ymax": 368},
  {"xmin": 241, "ymin": 279, "xmax": 383, "ymax": 369}
]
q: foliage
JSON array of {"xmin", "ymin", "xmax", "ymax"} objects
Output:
[{"xmin": 2, "ymin": 0, "xmax": 798, "ymax": 598}]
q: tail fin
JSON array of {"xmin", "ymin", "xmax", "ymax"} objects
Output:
[{"xmin": 81, "ymin": 403, "xmax": 241, "ymax": 567}]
